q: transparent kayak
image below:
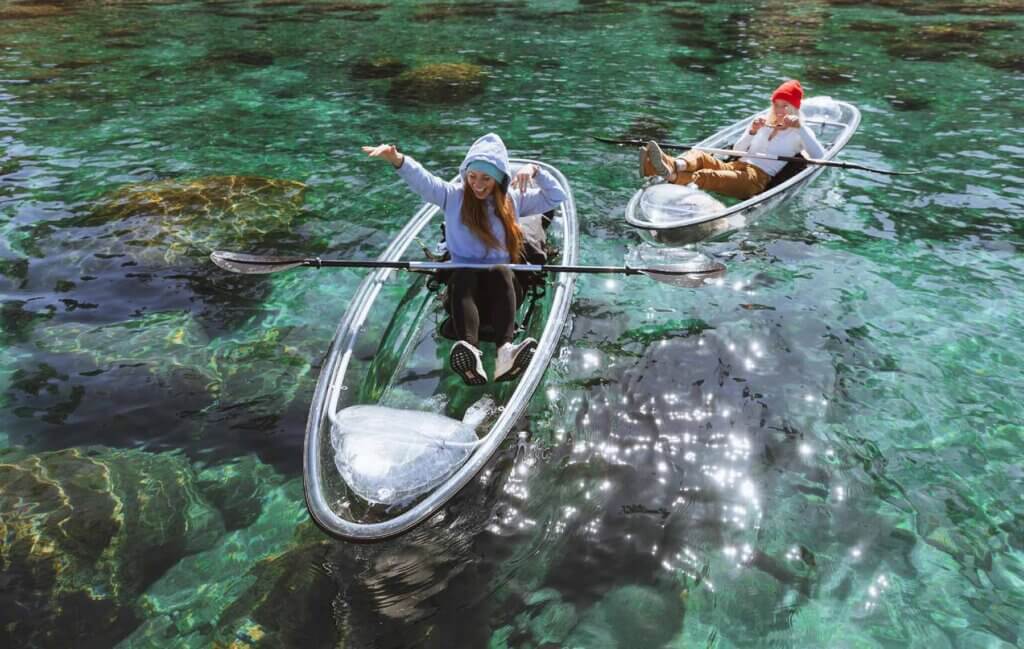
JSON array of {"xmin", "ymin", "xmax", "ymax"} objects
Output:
[
  {"xmin": 625, "ymin": 97, "xmax": 861, "ymax": 243},
  {"xmin": 304, "ymin": 160, "xmax": 578, "ymax": 541}
]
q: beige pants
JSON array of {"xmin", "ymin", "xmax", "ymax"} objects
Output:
[{"xmin": 652, "ymin": 150, "xmax": 770, "ymax": 200}]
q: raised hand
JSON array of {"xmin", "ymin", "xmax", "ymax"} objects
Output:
[
  {"xmin": 510, "ymin": 163, "xmax": 537, "ymax": 195},
  {"xmin": 750, "ymin": 117, "xmax": 767, "ymax": 135},
  {"xmin": 361, "ymin": 144, "xmax": 404, "ymax": 168}
]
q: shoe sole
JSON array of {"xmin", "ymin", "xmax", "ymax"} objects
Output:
[
  {"xmin": 451, "ymin": 345, "xmax": 487, "ymax": 386},
  {"xmin": 495, "ymin": 340, "xmax": 537, "ymax": 383},
  {"xmin": 650, "ymin": 148, "xmax": 673, "ymax": 179}
]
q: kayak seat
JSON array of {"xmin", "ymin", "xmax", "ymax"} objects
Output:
[{"xmin": 764, "ymin": 153, "xmax": 808, "ymax": 192}]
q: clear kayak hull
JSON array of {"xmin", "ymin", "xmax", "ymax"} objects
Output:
[
  {"xmin": 303, "ymin": 160, "xmax": 578, "ymax": 541},
  {"xmin": 625, "ymin": 97, "xmax": 861, "ymax": 243}
]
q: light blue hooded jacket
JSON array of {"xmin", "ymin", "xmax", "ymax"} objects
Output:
[{"xmin": 395, "ymin": 133, "xmax": 567, "ymax": 264}]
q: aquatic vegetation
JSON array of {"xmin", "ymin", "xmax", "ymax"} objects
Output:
[
  {"xmin": 388, "ymin": 62, "xmax": 487, "ymax": 105},
  {"xmin": 0, "ymin": 446, "xmax": 225, "ymax": 649}
]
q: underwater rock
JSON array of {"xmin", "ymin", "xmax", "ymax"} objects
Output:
[
  {"xmin": 349, "ymin": 56, "xmax": 408, "ymax": 80},
  {"xmin": 205, "ymin": 49, "xmax": 276, "ymax": 67},
  {"xmin": 0, "ymin": 3, "xmax": 68, "ymax": 19},
  {"xmin": 847, "ymin": 20, "xmax": 901, "ymax": 33},
  {"xmin": 564, "ymin": 585, "xmax": 684, "ymax": 649},
  {"xmin": 803, "ymin": 63, "xmax": 856, "ymax": 85},
  {"xmin": 885, "ymin": 38, "xmax": 958, "ymax": 61},
  {"xmin": 670, "ymin": 53, "xmax": 722, "ymax": 76},
  {"xmin": 412, "ymin": 2, "xmax": 498, "ymax": 21},
  {"xmin": 918, "ymin": 23, "xmax": 990, "ymax": 44},
  {"xmin": 86, "ymin": 175, "xmax": 306, "ymax": 264},
  {"xmin": 118, "ymin": 477, "xmax": 308, "ymax": 649},
  {"xmin": 211, "ymin": 541, "xmax": 341, "ymax": 648},
  {"xmin": 885, "ymin": 94, "xmax": 933, "ymax": 111},
  {"xmin": 197, "ymin": 455, "xmax": 284, "ymax": 530},
  {"xmin": 388, "ymin": 62, "xmax": 487, "ymax": 105},
  {"xmin": 32, "ymin": 311, "xmax": 314, "ymax": 433},
  {"xmin": 303, "ymin": 0, "xmax": 387, "ymax": 12},
  {"xmin": 0, "ymin": 446, "xmax": 224, "ymax": 649},
  {"xmin": 980, "ymin": 52, "xmax": 1024, "ymax": 72},
  {"xmin": 621, "ymin": 115, "xmax": 675, "ymax": 143}
]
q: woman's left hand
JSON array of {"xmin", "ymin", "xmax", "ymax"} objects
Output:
[
  {"xmin": 510, "ymin": 164, "xmax": 537, "ymax": 194},
  {"xmin": 778, "ymin": 114, "xmax": 801, "ymax": 130}
]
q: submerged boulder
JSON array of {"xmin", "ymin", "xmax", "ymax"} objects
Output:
[
  {"xmin": 86, "ymin": 175, "xmax": 306, "ymax": 265},
  {"xmin": 30, "ymin": 311, "xmax": 314, "ymax": 434},
  {"xmin": 349, "ymin": 56, "xmax": 408, "ymax": 80},
  {"xmin": 0, "ymin": 446, "xmax": 224, "ymax": 649},
  {"xmin": 388, "ymin": 62, "xmax": 486, "ymax": 105}
]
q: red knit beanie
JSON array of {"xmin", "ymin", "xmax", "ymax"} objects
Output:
[{"xmin": 771, "ymin": 80, "xmax": 803, "ymax": 110}]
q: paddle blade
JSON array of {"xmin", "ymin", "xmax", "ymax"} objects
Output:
[
  {"xmin": 210, "ymin": 250, "xmax": 306, "ymax": 274},
  {"xmin": 627, "ymin": 245, "xmax": 726, "ymax": 288},
  {"xmin": 641, "ymin": 260, "xmax": 726, "ymax": 287}
]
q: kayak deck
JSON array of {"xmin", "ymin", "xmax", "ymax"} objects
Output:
[
  {"xmin": 303, "ymin": 160, "xmax": 578, "ymax": 541},
  {"xmin": 625, "ymin": 97, "xmax": 861, "ymax": 241}
]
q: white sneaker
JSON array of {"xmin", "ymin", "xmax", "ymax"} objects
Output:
[
  {"xmin": 494, "ymin": 338, "xmax": 538, "ymax": 383},
  {"xmin": 450, "ymin": 340, "xmax": 487, "ymax": 385}
]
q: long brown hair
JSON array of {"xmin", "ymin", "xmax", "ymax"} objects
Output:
[{"xmin": 460, "ymin": 183, "xmax": 524, "ymax": 262}]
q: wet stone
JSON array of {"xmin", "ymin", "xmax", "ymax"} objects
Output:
[{"xmin": 388, "ymin": 62, "xmax": 487, "ymax": 105}]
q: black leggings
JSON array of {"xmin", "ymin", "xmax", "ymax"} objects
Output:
[{"xmin": 449, "ymin": 267, "xmax": 520, "ymax": 347}]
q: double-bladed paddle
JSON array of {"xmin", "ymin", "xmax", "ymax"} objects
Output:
[
  {"xmin": 592, "ymin": 136, "xmax": 921, "ymax": 176},
  {"xmin": 210, "ymin": 251, "xmax": 725, "ymax": 288}
]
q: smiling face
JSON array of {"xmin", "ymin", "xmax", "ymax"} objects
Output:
[{"xmin": 466, "ymin": 170, "xmax": 496, "ymax": 199}]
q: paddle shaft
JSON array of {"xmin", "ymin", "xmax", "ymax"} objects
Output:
[{"xmin": 288, "ymin": 258, "xmax": 663, "ymax": 276}]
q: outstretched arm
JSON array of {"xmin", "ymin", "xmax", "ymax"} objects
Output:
[
  {"xmin": 362, "ymin": 143, "xmax": 453, "ymax": 209},
  {"xmin": 510, "ymin": 163, "xmax": 567, "ymax": 216}
]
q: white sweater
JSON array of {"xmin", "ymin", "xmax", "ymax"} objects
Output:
[{"xmin": 732, "ymin": 120, "xmax": 826, "ymax": 177}]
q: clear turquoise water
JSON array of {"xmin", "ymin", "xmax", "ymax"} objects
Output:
[{"xmin": 1, "ymin": 1, "xmax": 1023, "ymax": 648}]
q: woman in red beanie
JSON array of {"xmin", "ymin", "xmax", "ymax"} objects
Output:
[{"xmin": 640, "ymin": 80, "xmax": 826, "ymax": 200}]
